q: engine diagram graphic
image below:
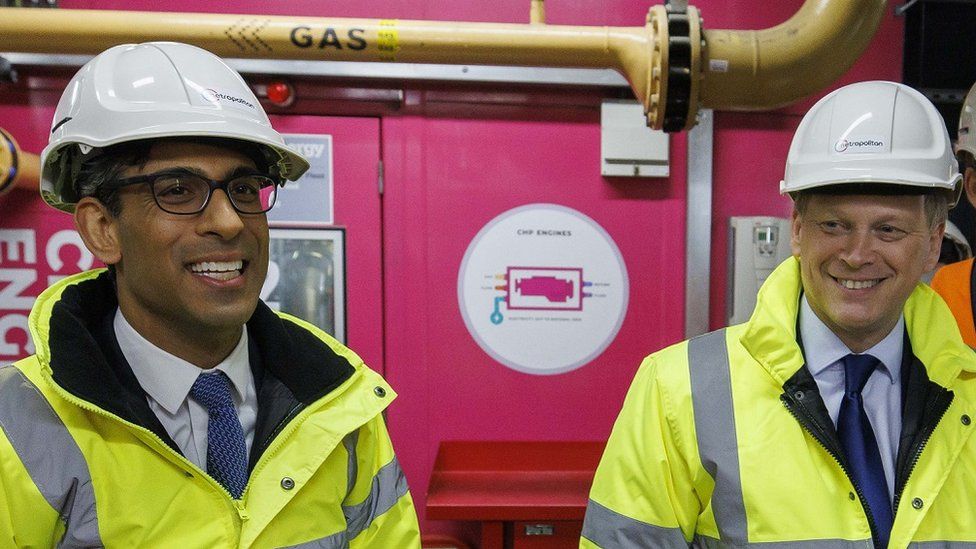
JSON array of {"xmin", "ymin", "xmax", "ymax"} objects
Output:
[
  {"xmin": 512, "ymin": 268, "xmax": 579, "ymax": 307},
  {"xmin": 489, "ymin": 266, "xmax": 602, "ymax": 324},
  {"xmin": 457, "ymin": 203, "xmax": 628, "ymax": 375}
]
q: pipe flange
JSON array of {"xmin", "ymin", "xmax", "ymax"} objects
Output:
[
  {"xmin": 645, "ymin": 5, "xmax": 668, "ymax": 130},
  {"xmin": 661, "ymin": 1, "xmax": 700, "ymax": 132},
  {"xmin": 686, "ymin": 6, "xmax": 702, "ymax": 130},
  {"xmin": 0, "ymin": 128, "xmax": 19, "ymax": 196}
]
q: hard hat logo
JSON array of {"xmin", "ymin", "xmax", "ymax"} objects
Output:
[
  {"xmin": 780, "ymin": 81, "xmax": 960, "ymax": 205},
  {"xmin": 834, "ymin": 137, "xmax": 886, "ymax": 154},
  {"xmin": 203, "ymin": 88, "xmax": 257, "ymax": 110}
]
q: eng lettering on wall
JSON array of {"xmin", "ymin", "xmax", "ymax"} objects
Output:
[
  {"xmin": 268, "ymin": 134, "xmax": 334, "ymax": 226},
  {"xmin": 0, "ymin": 228, "xmax": 95, "ymax": 361}
]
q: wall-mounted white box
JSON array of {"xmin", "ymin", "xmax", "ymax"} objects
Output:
[{"xmin": 600, "ymin": 99, "xmax": 670, "ymax": 177}]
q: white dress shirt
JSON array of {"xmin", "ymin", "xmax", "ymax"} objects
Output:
[
  {"xmin": 114, "ymin": 309, "xmax": 258, "ymax": 471},
  {"xmin": 799, "ymin": 295, "xmax": 903, "ymax": 502}
]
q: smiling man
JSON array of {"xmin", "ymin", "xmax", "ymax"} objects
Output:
[
  {"xmin": 582, "ymin": 81, "xmax": 976, "ymax": 548},
  {"xmin": 0, "ymin": 42, "xmax": 420, "ymax": 547}
]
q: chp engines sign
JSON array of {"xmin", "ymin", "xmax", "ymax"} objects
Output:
[{"xmin": 458, "ymin": 204, "xmax": 628, "ymax": 375}]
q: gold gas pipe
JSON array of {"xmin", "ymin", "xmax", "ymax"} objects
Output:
[
  {"xmin": 0, "ymin": 0, "xmax": 886, "ymax": 131},
  {"xmin": 701, "ymin": 0, "xmax": 887, "ymax": 112},
  {"xmin": 0, "ymin": 128, "xmax": 39, "ymax": 197}
]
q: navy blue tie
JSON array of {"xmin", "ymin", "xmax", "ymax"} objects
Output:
[
  {"xmin": 838, "ymin": 353, "xmax": 892, "ymax": 547},
  {"xmin": 190, "ymin": 371, "xmax": 248, "ymax": 499}
]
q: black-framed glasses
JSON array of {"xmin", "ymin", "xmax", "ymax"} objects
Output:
[{"xmin": 111, "ymin": 169, "xmax": 281, "ymax": 215}]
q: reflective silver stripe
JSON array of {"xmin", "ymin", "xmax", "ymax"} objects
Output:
[
  {"xmin": 282, "ymin": 437, "xmax": 408, "ymax": 548},
  {"xmin": 582, "ymin": 499, "xmax": 688, "ymax": 548},
  {"xmin": 693, "ymin": 536, "xmax": 872, "ymax": 548},
  {"xmin": 909, "ymin": 544, "xmax": 976, "ymax": 548},
  {"xmin": 343, "ymin": 429, "xmax": 359, "ymax": 499},
  {"xmin": 280, "ymin": 452, "xmax": 407, "ymax": 548},
  {"xmin": 688, "ymin": 329, "xmax": 748, "ymax": 545},
  {"xmin": 688, "ymin": 335, "xmax": 880, "ymax": 549},
  {"xmin": 0, "ymin": 365, "xmax": 102, "ymax": 547},
  {"xmin": 343, "ymin": 455, "xmax": 410, "ymax": 540}
]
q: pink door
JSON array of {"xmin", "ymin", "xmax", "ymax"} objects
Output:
[
  {"xmin": 269, "ymin": 115, "xmax": 385, "ymax": 371},
  {"xmin": 381, "ymin": 115, "xmax": 689, "ymax": 541}
]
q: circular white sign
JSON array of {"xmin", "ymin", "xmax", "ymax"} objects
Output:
[{"xmin": 458, "ymin": 204, "xmax": 628, "ymax": 375}]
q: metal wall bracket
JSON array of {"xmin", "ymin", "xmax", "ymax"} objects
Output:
[
  {"xmin": 685, "ymin": 108, "xmax": 713, "ymax": 338},
  {"xmin": 0, "ymin": 52, "xmax": 631, "ymax": 89}
]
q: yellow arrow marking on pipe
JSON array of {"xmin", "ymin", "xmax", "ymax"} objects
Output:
[{"xmin": 378, "ymin": 19, "xmax": 399, "ymax": 62}]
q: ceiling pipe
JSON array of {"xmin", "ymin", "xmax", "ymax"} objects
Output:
[
  {"xmin": 0, "ymin": 0, "xmax": 886, "ymax": 131},
  {"xmin": 701, "ymin": 0, "xmax": 887, "ymax": 111},
  {"xmin": 0, "ymin": 128, "xmax": 40, "ymax": 197}
]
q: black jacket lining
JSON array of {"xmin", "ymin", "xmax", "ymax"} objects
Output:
[
  {"xmin": 788, "ymin": 325, "xmax": 951, "ymax": 500},
  {"xmin": 45, "ymin": 271, "xmax": 355, "ymax": 465}
]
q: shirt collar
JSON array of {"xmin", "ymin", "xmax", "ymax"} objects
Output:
[
  {"xmin": 114, "ymin": 309, "xmax": 250, "ymax": 414},
  {"xmin": 799, "ymin": 295, "xmax": 903, "ymax": 384}
]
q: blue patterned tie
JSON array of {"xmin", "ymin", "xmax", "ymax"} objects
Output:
[
  {"xmin": 838, "ymin": 354, "xmax": 892, "ymax": 547},
  {"xmin": 190, "ymin": 371, "xmax": 248, "ymax": 499}
]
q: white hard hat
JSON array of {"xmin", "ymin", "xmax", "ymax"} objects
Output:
[
  {"xmin": 944, "ymin": 219, "xmax": 972, "ymax": 261},
  {"xmin": 40, "ymin": 42, "xmax": 310, "ymax": 212},
  {"xmin": 781, "ymin": 80, "xmax": 961, "ymax": 207},
  {"xmin": 957, "ymin": 82, "xmax": 976, "ymax": 160}
]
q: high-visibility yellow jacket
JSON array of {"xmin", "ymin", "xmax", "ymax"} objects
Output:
[
  {"xmin": 0, "ymin": 269, "xmax": 421, "ymax": 548},
  {"xmin": 582, "ymin": 257, "xmax": 976, "ymax": 548},
  {"xmin": 930, "ymin": 257, "xmax": 976, "ymax": 347}
]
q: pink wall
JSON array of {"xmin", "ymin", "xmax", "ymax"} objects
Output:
[
  {"xmin": 0, "ymin": 0, "xmax": 905, "ymax": 546},
  {"xmin": 0, "ymin": 103, "xmax": 70, "ymax": 360},
  {"xmin": 382, "ymin": 115, "xmax": 687, "ymax": 542}
]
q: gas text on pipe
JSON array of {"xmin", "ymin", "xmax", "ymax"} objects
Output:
[{"xmin": 290, "ymin": 26, "xmax": 367, "ymax": 50}]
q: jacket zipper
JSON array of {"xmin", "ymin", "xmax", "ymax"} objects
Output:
[
  {"xmin": 244, "ymin": 377, "xmax": 372, "ymax": 498},
  {"xmin": 53, "ymin": 372, "xmax": 384, "ymax": 519},
  {"xmin": 781, "ymin": 392, "xmax": 881, "ymax": 546},
  {"xmin": 43, "ymin": 357, "xmax": 382, "ymax": 507},
  {"xmin": 44, "ymin": 376, "xmax": 243, "ymax": 507},
  {"xmin": 891, "ymin": 390, "xmax": 953, "ymax": 514},
  {"xmin": 261, "ymin": 403, "xmax": 305, "ymax": 455},
  {"xmin": 243, "ymin": 402, "xmax": 330, "ymax": 500},
  {"xmin": 244, "ymin": 376, "xmax": 388, "ymax": 499}
]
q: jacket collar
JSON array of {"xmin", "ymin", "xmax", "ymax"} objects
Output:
[
  {"xmin": 31, "ymin": 269, "xmax": 355, "ymax": 422},
  {"xmin": 741, "ymin": 256, "xmax": 976, "ymax": 389}
]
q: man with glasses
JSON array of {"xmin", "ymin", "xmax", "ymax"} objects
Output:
[
  {"xmin": 0, "ymin": 42, "xmax": 420, "ymax": 547},
  {"xmin": 110, "ymin": 167, "xmax": 281, "ymax": 217}
]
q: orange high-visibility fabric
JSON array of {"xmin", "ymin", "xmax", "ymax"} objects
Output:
[{"xmin": 931, "ymin": 258, "xmax": 976, "ymax": 347}]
